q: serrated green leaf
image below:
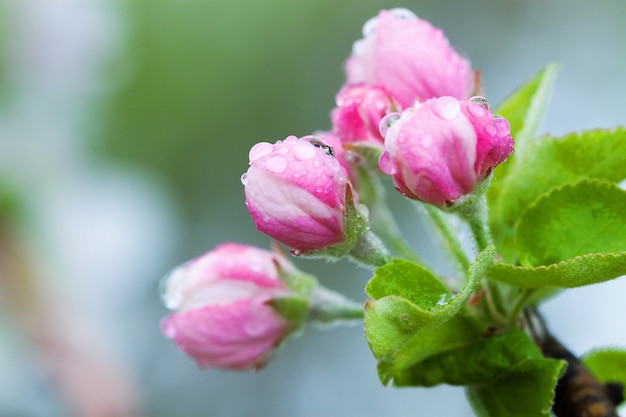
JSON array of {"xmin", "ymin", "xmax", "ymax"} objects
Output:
[
  {"xmin": 583, "ymin": 348, "xmax": 626, "ymax": 402},
  {"xmin": 488, "ymin": 252, "xmax": 626, "ymax": 288},
  {"xmin": 365, "ymin": 248, "xmax": 495, "ymax": 384},
  {"xmin": 466, "ymin": 362, "xmax": 565, "ymax": 417},
  {"xmin": 393, "ymin": 329, "xmax": 566, "ymax": 417},
  {"xmin": 366, "ymin": 260, "xmax": 450, "ymax": 307},
  {"xmin": 515, "ymin": 179, "xmax": 626, "ymax": 266},
  {"xmin": 488, "ymin": 64, "xmax": 559, "ymax": 207},
  {"xmin": 490, "ymin": 128, "xmax": 626, "ymax": 260}
]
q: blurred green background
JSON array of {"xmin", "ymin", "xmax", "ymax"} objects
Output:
[{"xmin": 1, "ymin": 0, "xmax": 625, "ymax": 416}]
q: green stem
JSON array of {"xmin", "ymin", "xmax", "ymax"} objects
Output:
[
  {"xmin": 307, "ymin": 285, "xmax": 364, "ymax": 324},
  {"xmin": 349, "ymin": 230, "xmax": 392, "ymax": 267},
  {"xmin": 508, "ymin": 288, "xmax": 538, "ymax": 328},
  {"xmin": 357, "ymin": 165, "xmax": 422, "ymax": 263},
  {"xmin": 456, "ymin": 195, "xmax": 493, "ymax": 252},
  {"xmin": 421, "ymin": 204, "xmax": 471, "ymax": 272}
]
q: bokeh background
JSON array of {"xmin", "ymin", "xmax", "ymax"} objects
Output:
[{"xmin": 1, "ymin": 0, "xmax": 625, "ymax": 416}]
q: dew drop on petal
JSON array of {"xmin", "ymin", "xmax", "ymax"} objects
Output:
[
  {"xmin": 469, "ymin": 96, "xmax": 491, "ymax": 110},
  {"xmin": 421, "ymin": 134, "xmax": 433, "ymax": 148},
  {"xmin": 379, "ymin": 112, "xmax": 401, "ymax": 137},
  {"xmin": 293, "ymin": 141, "xmax": 316, "ymax": 160},
  {"xmin": 249, "ymin": 142, "xmax": 273, "ymax": 162},
  {"xmin": 378, "ymin": 151, "xmax": 397, "ymax": 175},
  {"xmin": 434, "ymin": 97, "xmax": 461, "ymax": 120},
  {"xmin": 467, "ymin": 103, "xmax": 487, "ymax": 118},
  {"xmin": 485, "ymin": 123, "xmax": 498, "ymax": 136},
  {"xmin": 362, "ymin": 16, "xmax": 379, "ymax": 37},
  {"xmin": 305, "ymin": 136, "xmax": 335, "ymax": 157},
  {"xmin": 352, "ymin": 39, "xmax": 367, "ymax": 56},
  {"xmin": 266, "ymin": 155, "xmax": 288, "ymax": 173},
  {"xmin": 240, "ymin": 172, "xmax": 248, "ymax": 185},
  {"xmin": 390, "ymin": 8, "xmax": 417, "ymax": 19}
]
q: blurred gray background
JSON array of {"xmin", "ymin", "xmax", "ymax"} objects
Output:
[{"xmin": 0, "ymin": 0, "xmax": 625, "ymax": 416}]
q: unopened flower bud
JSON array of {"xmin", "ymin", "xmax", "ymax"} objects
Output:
[
  {"xmin": 378, "ymin": 96, "xmax": 514, "ymax": 207},
  {"xmin": 160, "ymin": 243, "xmax": 303, "ymax": 370},
  {"xmin": 243, "ymin": 136, "xmax": 357, "ymax": 252},
  {"xmin": 331, "ymin": 84, "xmax": 399, "ymax": 147},
  {"xmin": 346, "ymin": 8, "xmax": 476, "ymax": 107}
]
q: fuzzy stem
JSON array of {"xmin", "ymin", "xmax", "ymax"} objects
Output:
[
  {"xmin": 422, "ymin": 204, "xmax": 471, "ymax": 272},
  {"xmin": 349, "ymin": 230, "xmax": 392, "ymax": 267},
  {"xmin": 358, "ymin": 165, "xmax": 422, "ymax": 263},
  {"xmin": 307, "ymin": 285, "xmax": 364, "ymax": 324}
]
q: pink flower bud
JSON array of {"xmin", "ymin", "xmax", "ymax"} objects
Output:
[
  {"xmin": 346, "ymin": 8, "xmax": 476, "ymax": 108},
  {"xmin": 160, "ymin": 243, "xmax": 296, "ymax": 370},
  {"xmin": 311, "ymin": 130, "xmax": 358, "ymax": 186},
  {"xmin": 331, "ymin": 84, "xmax": 399, "ymax": 147},
  {"xmin": 243, "ymin": 136, "xmax": 354, "ymax": 251},
  {"xmin": 378, "ymin": 96, "xmax": 514, "ymax": 207}
]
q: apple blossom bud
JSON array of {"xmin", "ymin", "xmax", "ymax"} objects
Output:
[
  {"xmin": 378, "ymin": 96, "xmax": 514, "ymax": 207},
  {"xmin": 160, "ymin": 243, "xmax": 300, "ymax": 370},
  {"xmin": 346, "ymin": 8, "xmax": 476, "ymax": 108},
  {"xmin": 331, "ymin": 84, "xmax": 399, "ymax": 147},
  {"xmin": 243, "ymin": 136, "xmax": 356, "ymax": 252}
]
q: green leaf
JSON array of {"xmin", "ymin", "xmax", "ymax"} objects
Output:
[
  {"xmin": 0, "ymin": 178, "xmax": 23, "ymax": 222},
  {"xmin": 489, "ymin": 252, "xmax": 626, "ymax": 288},
  {"xmin": 366, "ymin": 259, "xmax": 450, "ymax": 308},
  {"xmin": 488, "ymin": 64, "xmax": 560, "ymax": 204},
  {"xmin": 490, "ymin": 128, "xmax": 626, "ymax": 260},
  {"xmin": 515, "ymin": 179, "xmax": 626, "ymax": 266},
  {"xmin": 466, "ymin": 363, "xmax": 565, "ymax": 417},
  {"xmin": 365, "ymin": 248, "xmax": 495, "ymax": 383},
  {"xmin": 393, "ymin": 329, "xmax": 566, "ymax": 417},
  {"xmin": 583, "ymin": 349, "xmax": 626, "ymax": 402},
  {"xmin": 494, "ymin": 63, "xmax": 560, "ymax": 158}
]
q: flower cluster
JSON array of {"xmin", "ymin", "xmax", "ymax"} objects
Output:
[{"xmin": 161, "ymin": 7, "xmax": 514, "ymax": 371}]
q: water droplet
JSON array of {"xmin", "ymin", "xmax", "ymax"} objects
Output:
[
  {"xmin": 240, "ymin": 172, "xmax": 248, "ymax": 185},
  {"xmin": 379, "ymin": 112, "xmax": 401, "ymax": 137},
  {"xmin": 485, "ymin": 123, "xmax": 497, "ymax": 136},
  {"xmin": 352, "ymin": 39, "xmax": 367, "ymax": 57},
  {"xmin": 436, "ymin": 294, "xmax": 449, "ymax": 307},
  {"xmin": 290, "ymin": 249, "xmax": 303, "ymax": 257},
  {"xmin": 249, "ymin": 142, "xmax": 273, "ymax": 162},
  {"xmin": 421, "ymin": 134, "xmax": 433, "ymax": 148},
  {"xmin": 378, "ymin": 151, "xmax": 397, "ymax": 175},
  {"xmin": 492, "ymin": 115, "xmax": 511, "ymax": 135},
  {"xmin": 305, "ymin": 136, "xmax": 335, "ymax": 157},
  {"xmin": 266, "ymin": 155, "xmax": 287, "ymax": 173},
  {"xmin": 469, "ymin": 96, "xmax": 490, "ymax": 110},
  {"xmin": 433, "ymin": 97, "xmax": 460, "ymax": 120},
  {"xmin": 293, "ymin": 140, "xmax": 316, "ymax": 160},
  {"xmin": 390, "ymin": 8, "xmax": 417, "ymax": 19},
  {"xmin": 362, "ymin": 16, "xmax": 379, "ymax": 37}
]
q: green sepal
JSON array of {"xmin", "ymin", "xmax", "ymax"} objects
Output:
[
  {"xmin": 393, "ymin": 329, "xmax": 566, "ymax": 417},
  {"xmin": 365, "ymin": 247, "xmax": 494, "ymax": 384},
  {"xmin": 582, "ymin": 348, "xmax": 626, "ymax": 404},
  {"xmin": 515, "ymin": 179, "xmax": 626, "ymax": 266},
  {"xmin": 489, "ymin": 252, "xmax": 626, "ymax": 289},
  {"xmin": 488, "ymin": 63, "xmax": 559, "ymax": 206},
  {"xmin": 267, "ymin": 296, "xmax": 310, "ymax": 327},
  {"xmin": 490, "ymin": 128, "xmax": 626, "ymax": 260},
  {"xmin": 271, "ymin": 253, "xmax": 316, "ymax": 324},
  {"xmin": 293, "ymin": 183, "xmax": 389, "ymax": 266}
]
